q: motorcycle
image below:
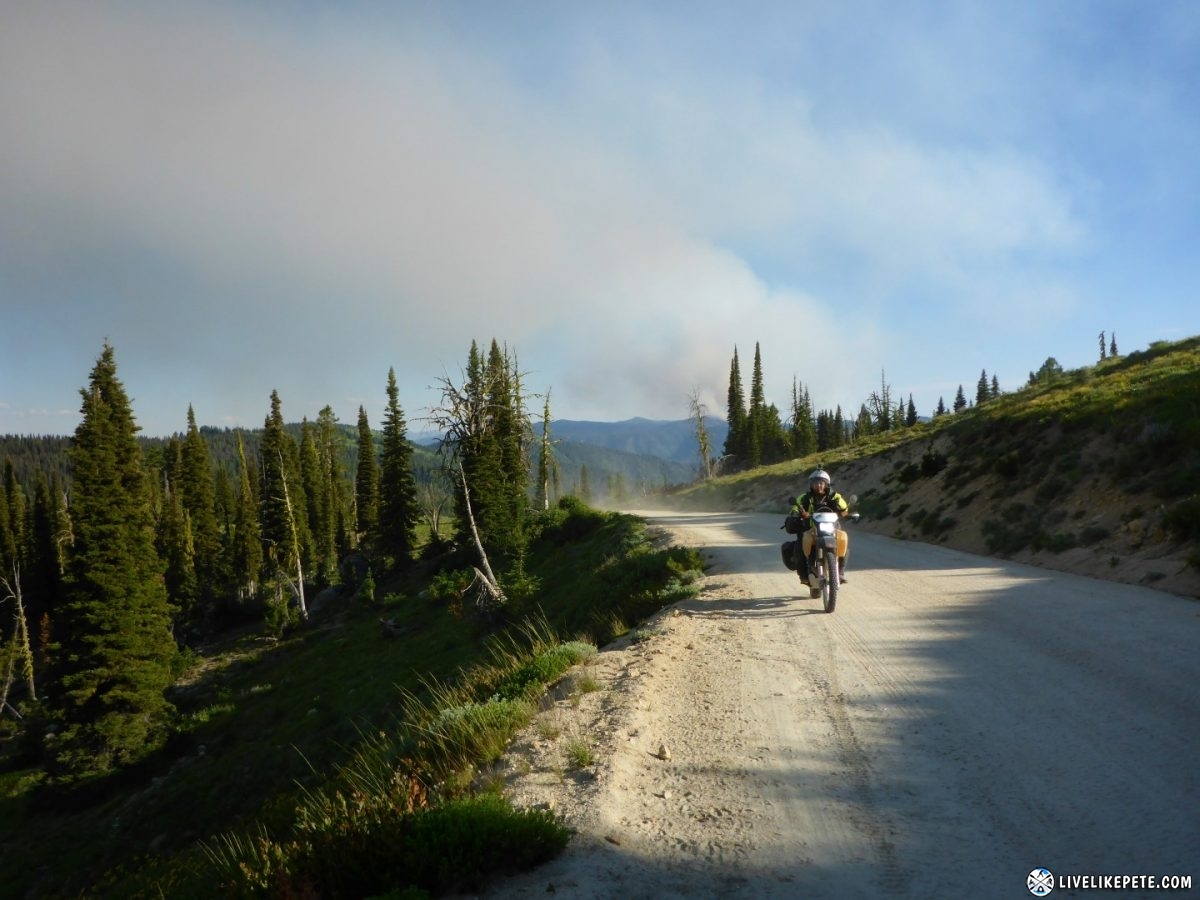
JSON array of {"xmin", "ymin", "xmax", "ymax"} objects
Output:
[{"xmin": 781, "ymin": 498, "xmax": 859, "ymax": 613}]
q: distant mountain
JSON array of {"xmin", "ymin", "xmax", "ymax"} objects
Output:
[
  {"xmin": 547, "ymin": 439, "xmax": 695, "ymax": 499},
  {"xmin": 403, "ymin": 418, "xmax": 716, "ymax": 496},
  {"xmin": 539, "ymin": 417, "xmax": 728, "ymax": 467}
]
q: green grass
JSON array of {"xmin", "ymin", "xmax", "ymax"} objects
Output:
[{"xmin": 0, "ymin": 501, "xmax": 702, "ymax": 899}]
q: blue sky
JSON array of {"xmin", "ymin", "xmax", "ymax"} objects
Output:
[{"xmin": 2, "ymin": 1, "xmax": 1197, "ymax": 438}]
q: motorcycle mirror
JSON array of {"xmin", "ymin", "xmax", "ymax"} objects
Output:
[
  {"xmin": 786, "ymin": 496, "xmax": 796, "ymax": 505},
  {"xmin": 849, "ymin": 493, "xmax": 858, "ymax": 504}
]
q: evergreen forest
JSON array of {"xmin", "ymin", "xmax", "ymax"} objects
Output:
[{"xmin": 2, "ymin": 330, "xmax": 1194, "ymax": 897}]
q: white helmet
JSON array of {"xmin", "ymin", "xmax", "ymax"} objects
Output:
[{"xmin": 809, "ymin": 468, "xmax": 831, "ymax": 490}]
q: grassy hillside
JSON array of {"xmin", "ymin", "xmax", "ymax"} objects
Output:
[
  {"xmin": 666, "ymin": 336, "xmax": 1200, "ymax": 598},
  {"xmin": 0, "ymin": 504, "xmax": 704, "ymax": 898}
]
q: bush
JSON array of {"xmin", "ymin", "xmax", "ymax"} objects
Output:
[
  {"xmin": 224, "ymin": 792, "xmax": 569, "ymax": 899},
  {"xmin": 982, "ymin": 519, "xmax": 1027, "ymax": 555},
  {"xmin": 425, "ymin": 568, "xmax": 475, "ymax": 605},
  {"xmin": 993, "ymin": 450, "xmax": 1023, "ymax": 478},
  {"xmin": 920, "ymin": 450, "xmax": 948, "ymax": 477},
  {"xmin": 492, "ymin": 642, "xmax": 597, "ymax": 701},
  {"xmin": 1163, "ymin": 495, "xmax": 1200, "ymax": 542},
  {"xmin": 530, "ymin": 497, "xmax": 608, "ymax": 545},
  {"xmin": 1034, "ymin": 531, "xmax": 1077, "ymax": 554},
  {"xmin": 423, "ymin": 696, "xmax": 535, "ymax": 769}
]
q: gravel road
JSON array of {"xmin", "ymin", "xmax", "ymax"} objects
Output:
[{"xmin": 480, "ymin": 510, "xmax": 1199, "ymax": 899}]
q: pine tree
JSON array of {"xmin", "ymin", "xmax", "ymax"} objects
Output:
[
  {"xmin": 854, "ymin": 403, "xmax": 875, "ymax": 440},
  {"xmin": 488, "ymin": 340, "xmax": 528, "ymax": 558},
  {"xmin": 316, "ymin": 406, "xmax": 352, "ymax": 560},
  {"xmin": 535, "ymin": 393, "xmax": 555, "ymax": 510},
  {"xmin": 26, "ymin": 472, "xmax": 66, "ymax": 666},
  {"xmin": 935, "ymin": 397, "xmax": 947, "ymax": 417},
  {"xmin": 991, "ymin": 374, "xmax": 1000, "ymax": 399},
  {"xmin": 953, "ymin": 384, "xmax": 967, "ymax": 412},
  {"xmin": 722, "ymin": 347, "xmax": 747, "ymax": 466},
  {"xmin": 1, "ymin": 472, "xmax": 37, "ymax": 706},
  {"xmin": 299, "ymin": 420, "xmax": 334, "ymax": 586},
  {"xmin": 1099, "ymin": 331, "xmax": 1107, "ymax": 362},
  {"xmin": 179, "ymin": 407, "xmax": 221, "ymax": 623},
  {"xmin": 158, "ymin": 474, "xmax": 197, "ymax": 624},
  {"xmin": 1029, "ymin": 358, "xmax": 1064, "ymax": 386},
  {"xmin": 1110, "ymin": 333, "xmax": 1119, "ymax": 357},
  {"xmin": 789, "ymin": 380, "xmax": 817, "ymax": 458},
  {"xmin": 976, "ymin": 370, "xmax": 990, "ymax": 406},
  {"xmin": 378, "ymin": 368, "xmax": 420, "ymax": 567},
  {"xmin": 760, "ymin": 403, "xmax": 790, "ymax": 463},
  {"xmin": 746, "ymin": 343, "xmax": 767, "ymax": 467},
  {"xmin": 905, "ymin": 394, "xmax": 918, "ymax": 427},
  {"xmin": 230, "ymin": 433, "xmax": 262, "ymax": 603},
  {"xmin": 45, "ymin": 343, "xmax": 176, "ymax": 776},
  {"xmin": 354, "ymin": 406, "xmax": 380, "ymax": 546},
  {"xmin": 260, "ymin": 392, "xmax": 310, "ymax": 623}
]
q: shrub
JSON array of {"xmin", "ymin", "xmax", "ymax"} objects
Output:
[
  {"xmin": 920, "ymin": 450, "xmax": 948, "ymax": 477},
  {"xmin": 1035, "ymin": 531, "xmax": 1077, "ymax": 554},
  {"xmin": 1163, "ymin": 495, "xmax": 1200, "ymax": 542},
  {"xmin": 982, "ymin": 519, "xmax": 1027, "ymax": 555},
  {"xmin": 223, "ymin": 793, "xmax": 570, "ymax": 899},
  {"xmin": 425, "ymin": 568, "xmax": 475, "ymax": 605},
  {"xmin": 565, "ymin": 739, "xmax": 593, "ymax": 770},
  {"xmin": 993, "ymin": 451, "xmax": 1022, "ymax": 478},
  {"xmin": 422, "ymin": 696, "xmax": 535, "ymax": 771},
  {"xmin": 955, "ymin": 490, "xmax": 980, "ymax": 509},
  {"xmin": 942, "ymin": 463, "xmax": 976, "ymax": 491},
  {"xmin": 531, "ymin": 497, "xmax": 608, "ymax": 545},
  {"xmin": 492, "ymin": 642, "xmax": 597, "ymax": 701}
]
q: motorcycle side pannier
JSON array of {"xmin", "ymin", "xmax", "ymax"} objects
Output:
[{"xmin": 781, "ymin": 540, "xmax": 799, "ymax": 570}]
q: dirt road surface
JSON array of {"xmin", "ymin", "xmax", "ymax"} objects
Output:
[{"xmin": 479, "ymin": 511, "xmax": 1199, "ymax": 899}]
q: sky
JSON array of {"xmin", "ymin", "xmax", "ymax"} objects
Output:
[{"xmin": 2, "ymin": 1, "xmax": 1198, "ymax": 439}]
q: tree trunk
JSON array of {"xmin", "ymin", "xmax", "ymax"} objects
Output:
[
  {"xmin": 458, "ymin": 461, "xmax": 505, "ymax": 608},
  {"xmin": 277, "ymin": 454, "xmax": 308, "ymax": 621}
]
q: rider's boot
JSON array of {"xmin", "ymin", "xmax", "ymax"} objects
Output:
[{"xmin": 838, "ymin": 557, "xmax": 847, "ymax": 584}]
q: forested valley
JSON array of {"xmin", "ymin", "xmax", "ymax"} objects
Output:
[{"xmin": 0, "ymin": 338, "xmax": 709, "ymax": 898}]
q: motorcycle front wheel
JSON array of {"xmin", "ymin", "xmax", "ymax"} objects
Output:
[{"xmin": 822, "ymin": 548, "xmax": 838, "ymax": 613}]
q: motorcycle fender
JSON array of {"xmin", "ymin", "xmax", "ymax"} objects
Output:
[{"xmin": 807, "ymin": 529, "xmax": 848, "ymax": 556}]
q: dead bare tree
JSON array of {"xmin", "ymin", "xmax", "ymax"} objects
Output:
[
  {"xmin": 866, "ymin": 369, "xmax": 895, "ymax": 432},
  {"xmin": 266, "ymin": 450, "xmax": 308, "ymax": 622},
  {"xmin": 455, "ymin": 459, "xmax": 505, "ymax": 609},
  {"xmin": 689, "ymin": 388, "xmax": 714, "ymax": 481},
  {"xmin": 426, "ymin": 368, "xmax": 508, "ymax": 610},
  {"xmin": 535, "ymin": 391, "xmax": 559, "ymax": 510},
  {"xmin": 417, "ymin": 478, "xmax": 451, "ymax": 539},
  {"xmin": 0, "ymin": 563, "xmax": 37, "ymax": 718}
]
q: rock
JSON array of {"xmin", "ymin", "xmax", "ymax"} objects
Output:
[{"xmin": 657, "ymin": 743, "xmax": 672, "ymax": 761}]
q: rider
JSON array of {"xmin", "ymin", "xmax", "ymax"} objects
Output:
[{"xmin": 790, "ymin": 468, "xmax": 851, "ymax": 583}]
